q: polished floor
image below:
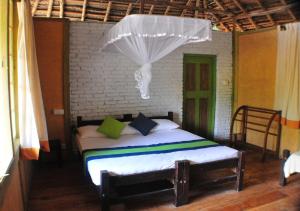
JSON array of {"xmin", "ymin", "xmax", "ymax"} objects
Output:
[{"xmin": 28, "ymin": 151, "xmax": 300, "ymax": 211}]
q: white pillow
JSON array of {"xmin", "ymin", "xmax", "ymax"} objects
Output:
[
  {"xmin": 77, "ymin": 125, "xmax": 105, "ymax": 138},
  {"xmin": 152, "ymin": 119, "xmax": 180, "ymax": 131}
]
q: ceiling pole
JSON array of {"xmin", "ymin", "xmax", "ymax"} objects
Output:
[
  {"xmin": 140, "ymin": 0, "xmax": 144, "ymax": 14},
  {"xmin": 81, "ymin": 0, "xmax": 87, "ymax": 21},
  {"xmin": 181, "ymin": 0, "xmax": 192, "ymax": 17},
  {"xmin": 104, "ymin": 1, "xmax": 112, "ymax": 22},
  {"xmin": 126, "ymin": 3, "xmax": 132, "ymax": 16},
  {"xmin": 149, "ymin": 5, "xmax": 154, "ymax": 14},
  {"xmin": 59, "ymin": 0, "xmax": 64, "ymax": 18},
  {"xmin": 32, "ymin": 0, "xmax": 39, "ymax": 16},
  {"xmin": 47, "ymin": 0, "xmax": 53, "ymax": 17}
]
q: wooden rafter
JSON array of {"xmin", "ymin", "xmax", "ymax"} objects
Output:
[
  {"xmin": 213, "ymin": 0, "xmax": 243, "ymax": 31},
  {"xmin": 149, "ymin": 5, "xmax": 155, "ymax": 14},
  {"xmin": 211, "ymin": 13, "xmax": 229, "ymax": 32},
  {"xmin": 164, "ymin": 0, "xmax": 174, "ymax": 15},
  {"xmin": 194, "ymin": 0, "xmax": 200, "ymax": 17},
  {"xmin": 47, "ymin": 0, "xmax": 54, "ymax": 17},
  {"xmin": 59, "ymin": 0, "xmax": 64, "ymax": 18},
  {"xmin": 233, "ymin": 3, "xmax": 299, "ymax": 20},
  {"xmin": 126, "ymin": 3, "xmax": 132, "ymax": 16},
  {"xmin": 254, "ymin": 0, "xmax": 274, "ymax": 26},
  {"xmin": 232, "ymin": 0, "xmax": 257, "ymax": 28},
  {"xmin": 203, "ymin": 0, "xmax": 208, "ymax": 19},
  {"xmin": 32, "ymin": 0, "xmax": 40, "ymax": 15},
  {"xmin": 279, "ymin": 0, "xmax": 296, "ymax": 20},
  {"xmin": 81, "ymin": 0, "xmax": 87, "ymax": 21},
  {"xmin": 181, "ymin": 0, "xmax": 192, "ymax": 17},
  {"xmin": 104, "ymin": 1, "xmax": 112, "ymax": 22}
]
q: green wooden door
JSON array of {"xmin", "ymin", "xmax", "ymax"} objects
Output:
[{"xmin": 183, "ymin": 54, "xmax": 216, "ymax": 139}]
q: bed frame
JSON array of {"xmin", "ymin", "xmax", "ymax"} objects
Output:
[{"xmin": 77, "ymin": 112, "xmax": 245, "ymax": 211}]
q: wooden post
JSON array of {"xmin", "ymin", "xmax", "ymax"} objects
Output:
[
  {"xmin": 280, "ymin": 149, "xmax": 290, "ymax": 186},
  {"xmin": 100, "ymin": 170, "xmax": 110, "ymax": 211},
  {"xmin": 174, "ymin": 160, "xmax": 190, "ymax": 207},
  {"xmin": 236, "ymin": 151, "xmax": 245, "ymax": 191}
]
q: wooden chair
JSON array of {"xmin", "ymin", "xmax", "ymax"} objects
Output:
[{"xmin": 230, "ymin": 105, "xmax": 282, "ymax": 162}]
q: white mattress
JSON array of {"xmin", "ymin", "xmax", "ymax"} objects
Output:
[
  {"xmin": 284, "ymin": 151, "xmax": 300, "ymax": 178},
  {"xmin": 76, "ymin": 129, "xmax": 238, "ymax": 186}
]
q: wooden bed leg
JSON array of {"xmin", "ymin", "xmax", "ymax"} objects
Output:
[
  {"xmin": 280, "ymin": 149, "xmax": 290, "ymax": 186},
  {"xmin": 236, "ymin": 151, "xmax": 245, "ymax": 192},
  {"xmin": 174, "ymin": 160, "xmax": 190, "ymax": 207},
  {"xmin": 100, "ymin": 170, "xmax": 110, "ymax": 211}
]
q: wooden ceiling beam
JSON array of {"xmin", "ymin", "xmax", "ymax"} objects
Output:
[
  {"xmin": 59, "ymin": 0, "xmax": 64, "ymax": 18},
  {"xmin": 211, "ymin": 13, "xmax": 229, "ymax": 32},
  {"xmin": 32, "ymin": 0, "xmax": 40, "ymax": 15},
  {"xmin": 194, "ymin": 0, "xmax": 200, "ymax": 17},
  {"xmin": 149, "ymin": 4, "xmax": 154, "ymax": 14},
  {"xmin": 104, "ymin": 1, "xmax": 112, "ymax": 22},
  {"xmin": 181, "ymin": 0, "xmax": 192, "ymax": 17},
  {"xmin": 126, "ymin": 3, "xmax": 132, "ymax": 15},
  {"xmin": 253, "ymin": 0, "xmax": 274, "ymax": 26},
  {"xmin": 234, "ymin": 2, "xmax": 299, "ymax": 20},
  {"xmin": 110, "ymin": 0, "xmax": 229, "ymax": 16},
  {"xmin": 81, "ymin": 0, "xmax": 87, "ymax": 21},
  {"xmin": 232, "ymin": 0, "xmax": 257, "ymax": 28},
  {"xmin": 213, "ymin": 0, "xmax": 243, "ymax": 31},
  {"xmin": 164, "ymin": 0, "xmax": 174, "ymax": 16},
  {"xmin": 47, "ymin": 0, "xmax": 54, "ymax": 17},
  {"xmin": 279, "ymin": 0, "xmax": 296, "ymax": 20}
]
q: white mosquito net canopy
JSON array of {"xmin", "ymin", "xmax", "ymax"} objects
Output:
[{"xmin": 100, "ymin": 14, "xmax": 212, "ymax": 99}]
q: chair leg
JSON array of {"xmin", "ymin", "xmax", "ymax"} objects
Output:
[{"xmin": 236, "ymin": 151, "xmax": 245, "ymax": 191}]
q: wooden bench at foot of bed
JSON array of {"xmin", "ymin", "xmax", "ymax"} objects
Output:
[{"xmin": 99, "ymin": 151, "xmax": 245, "ymax": 211}]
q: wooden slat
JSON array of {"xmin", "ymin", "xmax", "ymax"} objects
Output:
[
  {"xmin": 59, "ymin": 0, "xmax": 64, "ymax": 18},
  {"xmin": 32, "ymin": 0, "xmax": 40, "ymax": 16},
  {"xmin": 104, "ymin": 1, "xmax": 112, "ymax": 22},
  {"xmin": 149, "ymin": 5, "xmax": 154, "ymax": 14},
  {"xmin": 47, "ymin": 0, "xmax": 54, "ymax": 17},
  {"xmin": 126, "ymin": 3, "xmax": 132, "ymax": 16},
  {"xmin": 164, "ymin": 0, "xmax": 174, "ymax": 15},
  {"xmin": 81, "ymin": 0, "xmax": 87, "ymax": 21},
  {"xmin": 254, "ymin": 0, "xmax": 275, "ymax": 26},
  {"xmin": 194, "ymin": 0, "xmax": 200, "ymax": 17},
  {"xmin": 181, "ymin": 0, "xmax": 192, "ymax": 16}
]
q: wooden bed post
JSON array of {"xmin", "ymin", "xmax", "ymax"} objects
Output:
[
  {"xmin": 280, "ymin": 149, "xmax": 290, "ymax": 186},
  {"xmin": 168, "ymin": 112, "xmax": 174, "ymax": 121},
  {"xmin": 236, "ymin": 151, "xmax": 245, "ymax": 191},
  {"xmin": 100, "ymin": 170, "xmax": 110, "ymax": 211},
  {"xmin": 174, "ymin": 160, "xmax": 190, "ymax": 207}
]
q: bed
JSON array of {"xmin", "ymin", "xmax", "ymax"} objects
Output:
[{"xmin": 76, "ymin": 112, "xmax": 245, "ymax": 210}]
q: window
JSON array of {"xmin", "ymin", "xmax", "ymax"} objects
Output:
[{"xmin": 0, "ymin": 0, "xmax": 14, "ymax": 182}]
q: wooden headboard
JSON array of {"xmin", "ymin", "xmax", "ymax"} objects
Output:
[{"xmin": 77, "ymin": 112, "xmax": 174, "ymax": 127}]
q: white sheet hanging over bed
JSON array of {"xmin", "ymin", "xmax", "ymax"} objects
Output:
[{"xmin": 100, "ymin": 15, "xmax": 212, "ymax": 99}]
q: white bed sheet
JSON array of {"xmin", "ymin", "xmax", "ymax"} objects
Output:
[{"xmin": 76, "ymin": 129, "xmax": 238, "ymax": 186}]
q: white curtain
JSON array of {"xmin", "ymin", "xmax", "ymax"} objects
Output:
[
  {"xmin": 17, "ymin": 0, "xmax": 49, "ymax": 160},
  {"xmin": 100, "ymin": 15, "xmax": 212, "ymax": 99},
  {"xmin": 274, "ymin": 22, "xmax": 300, "ymax": 129}
]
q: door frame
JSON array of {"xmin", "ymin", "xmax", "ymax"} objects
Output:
[{"xmin": 183, "ymin": 54, "xmax": 217, "ymax": 138}]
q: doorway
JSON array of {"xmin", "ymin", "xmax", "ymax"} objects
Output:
[{"xmin": 183, "ymin": 54, "xmax": 216, "ymax": 139}]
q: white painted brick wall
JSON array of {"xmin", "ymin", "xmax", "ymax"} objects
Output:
[{"xmin": 69, "ymin": 22, "xmax": 232, "ymax": 139}]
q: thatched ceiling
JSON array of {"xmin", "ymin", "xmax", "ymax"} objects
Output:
[{"xmin": 31, "ymin": 0, "xmax": 300, "ymax": 31}]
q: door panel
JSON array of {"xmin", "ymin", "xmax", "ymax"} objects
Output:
[{"xmin": 183, "ymin": 55, "xmax": 216, "ymax": 139}]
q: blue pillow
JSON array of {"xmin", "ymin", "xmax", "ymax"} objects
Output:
[{"xmin": 129, "ymin": 113, "xmax": 157, "ymax": 136}]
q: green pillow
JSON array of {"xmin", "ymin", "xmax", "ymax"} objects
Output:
[{"xmin": 97, "ymin": 116, "xmax": 125, "ymax": 139}]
